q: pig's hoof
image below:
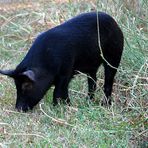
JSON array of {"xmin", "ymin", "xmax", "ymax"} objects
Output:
[
  {"xmin": 101, "ymin": 97, "xmax": 112, "ymax": 106},
  {"xmin": 64, "ymin": 99, "xmax": 71, "ymax": 106}
]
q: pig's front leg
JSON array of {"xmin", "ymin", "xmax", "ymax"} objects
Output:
[{"xmin": 53, "ymin": 75, "xmax": 71, "ymax": 105}]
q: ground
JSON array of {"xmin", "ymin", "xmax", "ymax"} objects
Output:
[{"xmin": 0, "ymin": 0, "xmax": 147, "ymax": 147}]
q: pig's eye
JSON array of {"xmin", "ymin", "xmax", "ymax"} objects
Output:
[{"xmin": 22, "ymin": 82, "xmax": 33, "ymax": 91}]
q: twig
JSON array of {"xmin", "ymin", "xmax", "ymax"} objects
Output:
[
  {"xmin": 69, "ymin": 89, "xmax": 87, "ymax": 96},
  {"xmin": 4, "ymin": 109, "xmax": 30, "ymax": 115},
  {"xmin": 96, "ymin": 4, "xmax": 118, "ymax": 70},
  {"xmin": 6, "ymin": 132, "xmax": 48, "ymax": 141},
  {"xmin": 0, "ymin": 122, "xmax": 11, "ymax": 127},
  {"xmin": 0, "ymin": 143, "xmax": 6, "ymax": 148},
  {"xmin": 134, "ymin": 130, "xmax": 148, "ymax": 139},
  {"xmin": 39, "ymin": 103, "xmax": 73, "ymax": 127},
  {"xmin": 0, "ymin": 14, "xmax": 30, "ymax": 33},
  {"xmin": 131, "ymin": 60, "xmax": 148, "ymax": 97}
]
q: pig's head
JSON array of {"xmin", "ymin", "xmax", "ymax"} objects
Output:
[{"xmin": 0, "ymin": 68, "xmax": 53, "ymax": 112}]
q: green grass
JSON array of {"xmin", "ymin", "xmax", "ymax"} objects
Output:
[{"xmin": 0, "ymin": 0, "xmax": 148, "ymax": 147}]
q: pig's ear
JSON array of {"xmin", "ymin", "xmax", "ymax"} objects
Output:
[
  {"xmin": 0, "ymin": 69, "xmax": 16, "ymax": 78},
  {"xmin": 21, "ymin": 70, "xmax": 35, "ymax": 82}
]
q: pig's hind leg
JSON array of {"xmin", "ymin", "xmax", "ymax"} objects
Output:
[
  {"xmin": 87, "ymin": 70, "xmax": 97, "ymax": 101},
  {"xmin": 102, "ymin": 56, "xmax": 121, "ymax": 105}
]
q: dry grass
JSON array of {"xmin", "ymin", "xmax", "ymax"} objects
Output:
[{"xmin": 0, "ymin": 0, "xmax": 148, "ymax": 147}]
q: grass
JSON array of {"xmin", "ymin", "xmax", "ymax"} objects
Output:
[{"xmin": 0, "ymin": 0, "xmax": 148, "ymax": 147}]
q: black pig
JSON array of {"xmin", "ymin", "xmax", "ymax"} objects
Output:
[{"xmin": 0, "ymin": 12, "xmax": 124, "ymax": 111}]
